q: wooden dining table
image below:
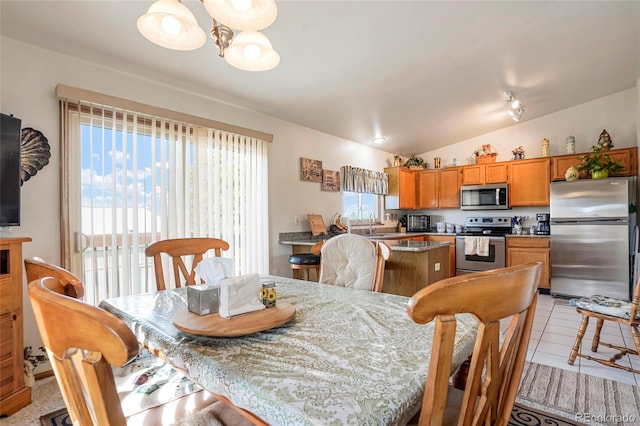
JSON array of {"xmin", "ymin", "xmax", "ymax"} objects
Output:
[{"xmin": 99, "ymin": 275, "xmax": 478, "ymax": 425}]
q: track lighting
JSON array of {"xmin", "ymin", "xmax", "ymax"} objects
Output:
[{"xmin": 505, "ymin": 90, "xmax": 525, "ymax": 121}]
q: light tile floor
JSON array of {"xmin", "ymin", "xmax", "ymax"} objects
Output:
[{"xmin": 529, "ymin": 294, "xmax": 639, "ymax": 386}]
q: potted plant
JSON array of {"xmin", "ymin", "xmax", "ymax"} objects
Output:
[
  {"xmin": 578, "ymin": 144, "xmax": 622, "ymax": 179},
  {"xmin": 404, "ymin": 155, "xmax": 426, "ymax": 170}
]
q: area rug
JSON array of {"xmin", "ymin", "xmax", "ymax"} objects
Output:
[
  {"xmin": 516, "ymin": 361, "xmax": 640, "ymax": 426},
  {"xmin": 39, "ymin": 353, "xmax": 201, "ymax": 425},
  {"xmin": 510, "ymin": 402, "xmax": 586, "ymax": 426}
]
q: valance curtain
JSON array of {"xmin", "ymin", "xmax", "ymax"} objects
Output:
[
  {"xmin": 59, "ymin": 97, "xmax": 269, "ymax": 305},
  {"xmin": 340, "ymin": 166, "xmax": 388, "ymax": 195}
]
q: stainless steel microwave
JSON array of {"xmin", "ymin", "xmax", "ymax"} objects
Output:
[{"xmin": 460, "ymin": 184, "xmax": 509, "ymax": 210}]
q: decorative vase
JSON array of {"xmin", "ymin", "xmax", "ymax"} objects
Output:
[{"xmin": 592, "ymin": 170, "xmax": 609, "ymax": 179}]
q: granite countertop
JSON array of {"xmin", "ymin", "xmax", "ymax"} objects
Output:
[
  {"xmin": 380, "ymin": 240, "xmax": 450, "ymax": 252},
  {"xmin": 279, "ymin": 233, "xmax": 450, "ymax": 252}
]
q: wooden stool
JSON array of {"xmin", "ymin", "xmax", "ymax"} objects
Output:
[{"xmin": 288, "ymin": 254, "xmax": 320, "ymax": 282}]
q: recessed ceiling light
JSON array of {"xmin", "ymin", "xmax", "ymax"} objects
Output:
[{"xmin": 372, "ymin": 137, "xmax": 386, "ymax": 144}]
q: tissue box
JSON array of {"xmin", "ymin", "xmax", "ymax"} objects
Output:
[{"xmin": 187, "ymin": 284, "xmax": 219, "ymax": 316}]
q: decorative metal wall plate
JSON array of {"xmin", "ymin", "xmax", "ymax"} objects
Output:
[{"xmin": 20, "ymin": 127, "xmax": 51, "ymax": 185}]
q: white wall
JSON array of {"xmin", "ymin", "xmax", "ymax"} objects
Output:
[{"xmin": 0, "ymin": 37, "xmax": 392, "ymax": 359}]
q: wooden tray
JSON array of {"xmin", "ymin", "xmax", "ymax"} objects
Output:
[{"xmin": 172, "ymin": 302, "xmax": 296, "ymax": 337}]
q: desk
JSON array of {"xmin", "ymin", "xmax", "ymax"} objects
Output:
[{"xmin": 100, "ymin": 275, "xmax": 477, "ymax": 425}]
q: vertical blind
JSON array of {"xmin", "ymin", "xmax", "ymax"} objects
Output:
[{"xmin": 60, "ymin": 100, "xmax": 269, "ymax": 305}]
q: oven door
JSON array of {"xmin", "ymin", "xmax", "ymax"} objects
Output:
[{"xmin": 455, "ymin": 236, "xmax": 506, "ymax": 275}]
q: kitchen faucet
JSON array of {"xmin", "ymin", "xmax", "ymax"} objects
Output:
[{"xmin": 368, "ymin": 212, "xmax": 374, "ymax": 235}]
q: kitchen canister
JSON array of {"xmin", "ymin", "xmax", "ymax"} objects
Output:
[
  {"xmin": 541, "ymin": 138, "xmax": 550, "ymax": 157},
  {"xmin": 566, "ymin": 136, "xmax": 575, "ymax": 154},
  {"xmin": 434, "ymin": 157, "xmax": 441, "ymax": 169}
]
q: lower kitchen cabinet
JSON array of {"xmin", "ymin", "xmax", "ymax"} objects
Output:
[
  {"xmin": 423, "ymin": 235, "xmax": 456, "ymax": 277},
  {"xmin": 506, "ymin": 237, "xmax": 550, "ymax": 290}
]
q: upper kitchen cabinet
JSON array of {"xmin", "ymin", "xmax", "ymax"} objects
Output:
[
  {"xmin": 509, "ymin": 158, "xmax": 550, "ymax": 207},
  {"xmin": 416, "ymin": 167, "xmax": 462, "ymax": 209},
  {"xmin": 461, "ymin": 163, "xmax": 508, "ymax": 185},
  {"xmin": 439, "ymin": 167, "xmax": 463, "ymax": 208},
  {"xmin": 550, "ymin": 147, "xmax": 638, "ymax": 181},
  {"xmin": 384, "ymin": 167, "xmax": 416, "ymax": 210},
  {"xmin": 416, "ymin": 170, "xmax": 438, "ymax": 209}
]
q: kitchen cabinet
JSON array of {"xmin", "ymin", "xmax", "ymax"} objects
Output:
[
  {"xmin": 416, "ymin": 167, "xmax": 462, "ymax": 209},
  {"xmin": 423, "ymin": 235, "xmax": 456, "ymax": 277},
  {"xmin": 550, "ymin": 147, "xmax": 637, "ymax": 181},
  {"xmin": 0, "ymin": 238, "xmax": 31, "ymax": 417},
  {"xmin": 416, "ymin": 170, "xmax": 438, "ymax": 209},
  {"xmin": 461, "ymin": 163, "xmax": 508, "ymax": 185},
  {"xmin": 382, "ymin": 243, "xmax": 449, "ymax": 297},
  {"xmin": 509, "ymin": 158, "xmax": 550, "ymax": 207},
  {"xmin": 507, "ymin": 237, "xmax": 550, "ymax": 290},
  {"xmin": 384, "ymin": 167, "xmax": 416, "ymax": 210}
]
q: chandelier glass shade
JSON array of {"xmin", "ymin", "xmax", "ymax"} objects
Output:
[
  {"xmin": 137, "ymin": 0, "xmax": 279, "ymax": 71},
  {"xmin": 202, "ymin": 0, "xmax": 277, "ymax": 31},
  {"xmin": 137, "ymin": 0, "xmax": 207, "ymax": 50},
  {"xmin": 225, "ymin": 31, "xmax": 280, "ymax": 71}
]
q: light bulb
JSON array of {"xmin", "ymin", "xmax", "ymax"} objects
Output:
[
  {"xmin": 161, "ymin": 15, "xmax": 182, "ymax": 35},
  {"xmin": 511, "ymin": 99, "xmax": 520, "ymax": 109},
  {"xmin": 231, "ymin": 0, "xmax": 252, "ymax": 12},
  {"xmin": 244, "ymin": 43, "xmax": 261, "ymax": 60}
]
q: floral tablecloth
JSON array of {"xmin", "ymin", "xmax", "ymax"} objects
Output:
[{"xmin": 100, "ymin": 275, "xmax": 477, "ymax": 426}]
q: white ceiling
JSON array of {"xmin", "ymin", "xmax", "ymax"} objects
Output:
[{"xmin": 1, "ymin": 1, "xmax": 639, "ymax": 156}]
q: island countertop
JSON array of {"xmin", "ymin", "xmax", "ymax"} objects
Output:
[{"xmin": 279, "ymin": 236, "xmax": 449, "ymax": 252}]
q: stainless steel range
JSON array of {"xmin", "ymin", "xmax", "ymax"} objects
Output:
[{"xmin": 455, "ymin": 216, "xmax": 511, "ymax": 276}]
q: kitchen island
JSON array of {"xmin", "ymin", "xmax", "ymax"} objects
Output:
[{"xmin": 279, "ymin": 235, "xmax": 449, "ymax": 297}]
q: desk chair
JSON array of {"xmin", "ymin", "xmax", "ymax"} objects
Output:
[
  {"xmin": 407, "ymin": 262, "xmax": 541, "ymax": 425},
  {"xmin": 145, "ymin": 237, "xmax": 230, "ymax": 291},
  {"xmin": 568, "ymin": 278, "xmax": 640, "ymax": 374},
  {"xmin": 311, "ymin": 233, "xmax": 391, "ymax": 292},
  {"xmin": 28, "ymin": 277, "xmax": 256, "ymax": 425}
]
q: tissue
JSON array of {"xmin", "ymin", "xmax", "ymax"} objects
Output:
[
  {"xmin": 219, "ymin": 273, "xmax": 265, "ymax": 318},
  {"xmin": 195, "ymin": 257, "xmax": 233, "ymax": 284}
]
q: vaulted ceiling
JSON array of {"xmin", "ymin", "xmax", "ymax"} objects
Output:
[{"xmin": 1, "ymin": 1, "xmax": 639, "ymax": 156}]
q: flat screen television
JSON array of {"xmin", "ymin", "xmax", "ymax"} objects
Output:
[{"xmin": 0, "ymin": 113, "xmax": 22, "ymax": 226}]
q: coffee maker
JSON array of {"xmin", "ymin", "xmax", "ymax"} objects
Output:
[{"xmin": 535, "ymin": 213, "xmax": 550, "ymax": 235}]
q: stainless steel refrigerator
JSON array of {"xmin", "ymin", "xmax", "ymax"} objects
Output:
[{"xmin": 550, "ymin": 177, "xmax": 636, "ymax": 300}]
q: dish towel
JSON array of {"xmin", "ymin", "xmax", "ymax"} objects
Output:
[
  {"xmin": 464, "ymin": 237, "xmax": 477, "ymax": 255},
  {"xmin": 476, "ymin": 237, "xmax": 490, "ymax": 257},
  {"xmin": 195, "ymin": 257, "xmax": 233, "ymax": 285},
  {"xmin": 218, "ymin": 273, "xmax": 265, "ymax": 319}
]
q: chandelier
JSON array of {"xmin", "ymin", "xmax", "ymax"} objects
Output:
[{"xmin": 137, "ymin": 0, "xmax": 280, "ymax": 72}]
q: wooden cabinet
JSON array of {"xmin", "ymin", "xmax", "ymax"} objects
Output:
[
  {"xmin": 416, "ymin": 170, "xmax": 438, "ymax": 209},
  {"xmin": 439, "ymin": 167, "xmax": 462, "ymax": 208},
  {"xmin": 0, "ymin": 238, "xmax": 31, "ymax": 417},
  {"xmin": 416, "ymin": 167, "xmax": 462, "ymax": 209},
  {"xmin": 461, "ymin": 163, "xmax": 508, "ymax": 185},
  {"xmin": 509, "ymin": 158, "xmax": 550, "ymax": 207},
  {"xmin": 423, "ymin": 235, "xmax": 456, "ymax": 277},
  {"xmin": 382, "ymin": 244, "xmax": 449, "ymax": 297},
  {"xmin": 550, "ymin": 147, "xmax": 638, "ymax": 181},
  {"xmin": 384, "ymin": 167, "xmax": 416, "ymax": 209},
  {"xmin": 507, "ymin": 237, "xmax": 550, "ymax": 290}
]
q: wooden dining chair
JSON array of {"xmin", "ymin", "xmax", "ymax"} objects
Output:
[
  {"xmin": 145, "ymin": 237, "xmax": 230, "ymax": 291},
  {"xmin": 24, "ymin": 257, "xmax": 84, "ymax": 299},
  {"xmin": 311, "ymin": 233, "xmax": 391, "ymax": 292},
  {"xmin": 28, "ymin": 276, "xmax": 257, "ymax": 425},
  {"xmin": 567, "ymin": 277, "xmax": 640, "ymax": 374},
  {"xmin": 407, "ymin": 262, "xmax": 541, "ymax": 426}
]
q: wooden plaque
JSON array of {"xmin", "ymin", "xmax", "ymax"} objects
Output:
[
  {"xmin": 307, "ymin": 214, "xmax": 327, "ymax": 236},
  {"xmin": 172, "ymin": 302, "xmax": 296, "ymax": 337}
]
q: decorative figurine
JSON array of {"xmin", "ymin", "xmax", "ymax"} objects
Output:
[
  {"xmin": 511, "ymin": 146, "xmax": 525, "ymax": 160},
  {"xmin": 597, "ymin": 129, "xmax": 613, "ymax": 150},
  {"xmin": 565, "ymin": 166, "xmax": 579, "ymax": 182}
]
